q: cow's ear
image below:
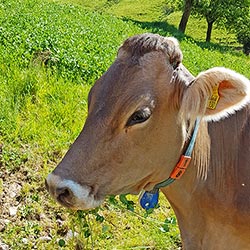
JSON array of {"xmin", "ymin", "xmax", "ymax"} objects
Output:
[{"xmin": 181, "ymin": 67, "xmax": 250, "ymax": 122}]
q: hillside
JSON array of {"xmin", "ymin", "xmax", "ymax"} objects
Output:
[
  {"xmin": 58, "ymin": 0, "xmax": 240, "ymax": 47},
  {"xmin": 0, "ymin": 0, "xmax": 249, "ymax": 249},
  {"xmin": 0, "ymin": 1, "xmax": 177, "ymax": 249},
  {"xmin": 51, "ymin": 0, "xmax": 249, "ymax": 76}
]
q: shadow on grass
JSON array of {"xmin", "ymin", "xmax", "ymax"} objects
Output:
[{"xmin": 122, "ymin": 18, "xmax": 244, "ymax": 57}]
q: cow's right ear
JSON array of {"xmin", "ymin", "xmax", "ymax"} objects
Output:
[{"xmin": 180, "ymin": 67, "xmax": 250, "ymax": 122}]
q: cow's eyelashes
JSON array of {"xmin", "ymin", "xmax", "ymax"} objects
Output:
[{"xmin": 126, "ymin": 107, "xmax": 152, "ymax": 126}]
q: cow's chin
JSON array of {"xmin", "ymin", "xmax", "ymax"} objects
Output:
[
  {"xmin": 110, "ymin": 180, "xmax": 157, "ymax": 197},
  {"xmin": 59, "ymin": 197, "xmax": 104, "ymax": 211}
]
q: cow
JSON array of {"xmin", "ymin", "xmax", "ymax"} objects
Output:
[{"xmin": 46, "ymin": 33, "xmax": 250, "ymax": 250}]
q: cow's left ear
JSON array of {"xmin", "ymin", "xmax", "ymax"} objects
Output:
[{"xmin": 181, "ymin": 67, "xmax": 250, "ymax": 121}]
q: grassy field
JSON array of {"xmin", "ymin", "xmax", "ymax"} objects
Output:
[
  {"xmin": 60, "ymin": 0, "xmax": 239, "ymax": 47},
  {"xmin": 0, "ymin": 0, "xmax": 250, "ymax": 249}
]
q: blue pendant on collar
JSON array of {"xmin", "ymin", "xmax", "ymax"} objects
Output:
[
  {"xmin": 139, "ymin": 118, "xmax": 201, "ymax": 210},
  {"xmin": 139, "ymin": 187, "xmax": 159, "ymax": 210}
]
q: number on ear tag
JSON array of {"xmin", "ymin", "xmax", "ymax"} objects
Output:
[
  {"xmin": 139, "ymin": 190, "xmax": 159, "ymax": 210},
  {"xmin": 207, "ymin": 84, "xmax": 220, "ymax": 109}
]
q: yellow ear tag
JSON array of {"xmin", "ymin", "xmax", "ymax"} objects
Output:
[{"xmin": 207, "ymin": 84, "xmax": 220, "ymax": 110}]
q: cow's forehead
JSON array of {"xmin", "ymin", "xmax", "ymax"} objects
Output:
[
  {"xmin": 87, "ymin": 59, "xmax": 161, "ymax": 127},
  {"xmin": 87, "ymin": 33, "xmax": 185, "ymax": 124},
  {"xmin": 117, "ymin": 33, "xmax": 182, "ymax": 66},
  {"xmin": 99, "ymin": 41, "xmax": 175, "ymax": 91}
]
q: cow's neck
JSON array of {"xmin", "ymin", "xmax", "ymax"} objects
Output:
[
  {"xmin": 161, "ymin": 105, "xmax": 250, "ymax": 249},
  {"xmin": 160, "ymin": 120, "xmax": 210, "ymax": 247}
]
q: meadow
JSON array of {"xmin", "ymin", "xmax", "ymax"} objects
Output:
[{"xmin": 0, "ymin": 0, "xmax": 249, "ymax": 249}]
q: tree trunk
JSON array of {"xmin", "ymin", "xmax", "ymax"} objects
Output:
[
  {"xmin": 243, "ymin": 42, "xmax": 250, "ymax": 55},
  {"xmin": 206, "ymin": 20, "xmax": 214, "ymax": 42},
  {"xmin": 178, "ymin": 0, "xmax": 193, "ymax": 33}
]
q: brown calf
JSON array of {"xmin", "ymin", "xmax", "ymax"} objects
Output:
[{"xmin": 46, "ymin": 33, "xmax": 250, "ymax": 249}]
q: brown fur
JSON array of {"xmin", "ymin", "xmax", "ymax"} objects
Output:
[{"xmin": 164, "ymin": 105, "xmax": 250, "ymax": 249}]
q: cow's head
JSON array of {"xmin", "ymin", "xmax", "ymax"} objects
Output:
[{"xmin": 46, "ymin": 33, "xmax": 250, "ymax": 210}]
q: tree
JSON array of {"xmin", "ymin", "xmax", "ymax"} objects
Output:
[
  {"xmin": 238, "ymin": 29, "xmax": 250, "ymax": 55},
  {"xmin": 172, "ymin": 0, "xmax": 250, "ymax": 53},
  {"xmin": 192, "ymin": 0, "xmax": 250, "ymax": 43},
  {"xmin": 224, "ymin": 1, "xmax": 250, "ymax": 55},
  {"xmin": 192, "ymin": 0, "xmax": 228, "ymax": 42},
  {"xmin": 234, "ymin": 13, "xmax": 250, "ymax": 55},
  {"xmin": 178, "ymin": 0, "xmax": 194, "ymax": 33}
]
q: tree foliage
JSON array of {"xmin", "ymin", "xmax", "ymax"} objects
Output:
[
  {"xmin": 224, "ymin": 1, "xmax": 250, "ymax": 55},
  {"xmin": 236, "ymin": 15, "xmax": 250, "ymax": 55},
  {"xmin": 191, "ymin": 0, "xmax": 250, "ymax": 51},
  {"xmin": 192, "ymin": 0, "xmax": 231, "ymax": 42}
]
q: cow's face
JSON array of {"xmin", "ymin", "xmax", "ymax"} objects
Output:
[
  {"xmin": 46, "ymin": 34, "xmax": 250, "ymax": 210},
  {"xmin": 45, "ymin": 34, "xmax": 190, "ymax": 210}
]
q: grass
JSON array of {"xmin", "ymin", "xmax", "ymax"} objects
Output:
[
  {"xmin": 64, "ymin": 0, "xmax": 240, "ymax": 47},
  {"xmin": 0, "ymin": 0, "xmax": 178, "ymax": 249},
  {"xmin": 55, "ymin": 0, "xmax": 166, "ymax": 21},
  {"xmin": 0, "ymin": 0, "xmax": 250, "ymax": 249}
]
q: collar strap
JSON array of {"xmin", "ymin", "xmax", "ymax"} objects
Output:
[{"xmin": 139, "ymin": 118, "xmax": 201, "ymax": 210}]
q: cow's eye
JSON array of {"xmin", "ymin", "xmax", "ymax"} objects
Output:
[{"xmin": 126, "ymin": 107, "xmax": 151, "ymax": 126}]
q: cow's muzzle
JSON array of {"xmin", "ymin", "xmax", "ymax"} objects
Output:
[{"xmin": 45, "ymin": 173, "xmax": 103, "ymax": 210}]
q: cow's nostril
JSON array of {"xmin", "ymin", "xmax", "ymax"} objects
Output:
[{"xmin": 56, "ymin": 187, "xmax": 73, "ymax": 206}]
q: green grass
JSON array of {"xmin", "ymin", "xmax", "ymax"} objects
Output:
[
  {"xmin": 56, "ymin": 0, "xmax": 166, "ymax": 21},
  {"xmin": 65, "ymin": 0, "xmax": 240, "ymax": 47},
  {"xmin": 0, "ymin": 0, "xmax": 250, "ymax": 249},
  {"xmin": 0, "ymin": 0, "xmax": 144, "ymax": 83},
  {"xmin": 0, "ymin": 0, "xmax": 178, "ymax": 249}
]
